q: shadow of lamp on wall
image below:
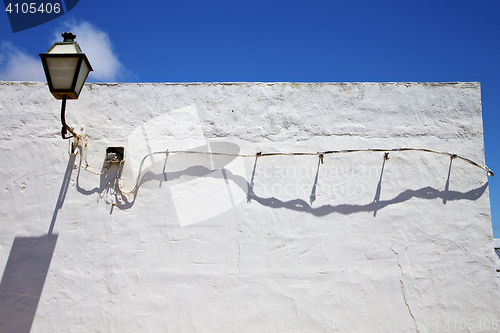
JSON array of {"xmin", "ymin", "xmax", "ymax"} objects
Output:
[
  {"xmin": 0, "ymin": 33, "xmax": 92, "ymax": 333},
  {"xmin": 0, "ymin": 235, "xmax": 58, "ymax": 333}
]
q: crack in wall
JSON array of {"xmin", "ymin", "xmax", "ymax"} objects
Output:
[
  {"xmin": 392, "ymin": 231, "xmax": 427, "ymax": 333},
  {"xmin": 395, "ymin": 254, "xmax": 419, "ymax": 332}
]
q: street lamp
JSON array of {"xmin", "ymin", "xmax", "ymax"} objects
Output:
[{"xmin": 39, "ymin": 32, "xmax": 93, "ymax": 140}]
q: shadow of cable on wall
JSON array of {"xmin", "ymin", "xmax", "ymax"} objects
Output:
[
  {"xmin": 75, "ymin": 151, "xmax": 489, "ymax": 217},
  {"xmin": 244, "ymin": 153, "xmax": 487, "ymax": 216},
  {"xmin": 0, "ymin": 154, "xmax": 75, "ymax": 333}
]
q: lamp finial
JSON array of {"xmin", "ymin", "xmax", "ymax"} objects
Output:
[{"xmin": 62, "ymin": 32, "xmax": 76, "ymax": 42}]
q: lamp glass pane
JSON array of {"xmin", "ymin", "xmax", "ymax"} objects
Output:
[
  {"xmin": 48, "ymin": 44, "xmax": 78, "ymax": 54},
  {"xmin": 46, "ymin": 57, "xmax": 79, "ymax": 90},
  {"xmin": 74, "ymin": 60, "xmax": 90, "ymax": 97}
]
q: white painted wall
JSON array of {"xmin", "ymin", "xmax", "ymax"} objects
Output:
[{"xmin": 0, "ymin": 82, "xmax": 497, "ymax": 332}]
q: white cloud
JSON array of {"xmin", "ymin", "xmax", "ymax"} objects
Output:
[
  {"xmin": 0, "ymin": 21, "xmax": 130, "ymax": 83},
  {"xmin": 0, "ymin": 42, "xmax": 45, "ymax": 81},
  {"xmin": 55, "ymin": 21, "xmax": 127, "ymax": 82}
]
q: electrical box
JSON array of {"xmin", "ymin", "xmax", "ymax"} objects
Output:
[{"xmin": 105, "ymin": 147, "xmax": 125, "ymax": 164}]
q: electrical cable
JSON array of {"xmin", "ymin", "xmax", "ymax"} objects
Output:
[
  {"xmin": 75, "ymin": 137, "xmax": 112, "ymax": 176},
  {"xmin": 115, "ymin": 147, "xmax": 493, "ymax": 197}
]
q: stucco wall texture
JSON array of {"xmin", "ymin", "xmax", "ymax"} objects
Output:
[{"xmin": 0, "ymin": 81, "xmax": 497, "ymax": 332}]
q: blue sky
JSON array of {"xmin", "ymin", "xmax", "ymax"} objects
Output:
[{"xmin": 1, "ymin": 0, "xmax": 499, "ymax": 234}]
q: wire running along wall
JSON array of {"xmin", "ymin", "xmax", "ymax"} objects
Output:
[{"xmin": 74, "ymin": 145, "xmax": 493, "ymax": 200}]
